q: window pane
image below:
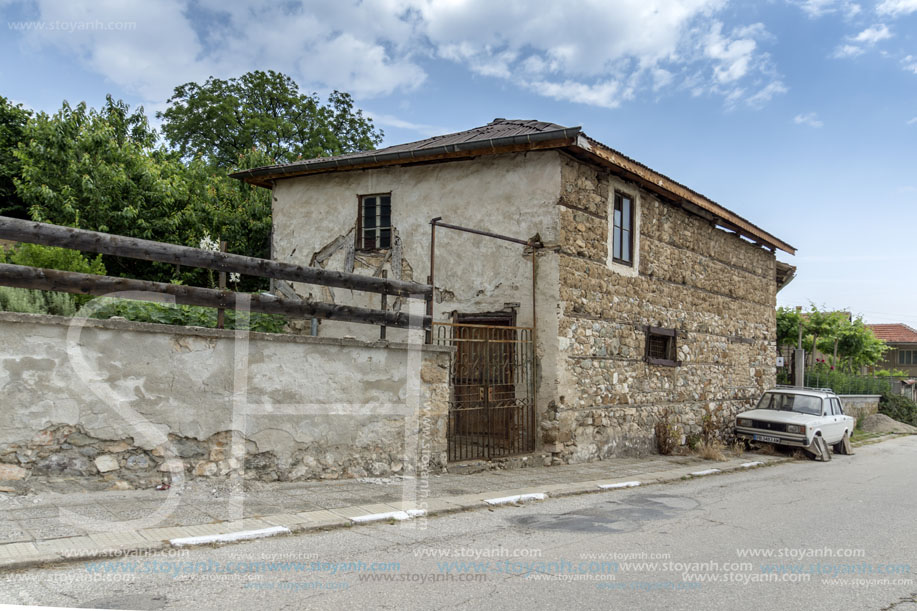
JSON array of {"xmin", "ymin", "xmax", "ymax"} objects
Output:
[
  {"xmin": 899, "ymin": 351, "xmax": 905, "ymax": 365},
  {"xmin": 362, "ymin": 231, "xmax": 375, "ymax": 250},
  {"xmin": 614, "ymin": 208, "xmax": 621, "ymax": 229},
  {"xmin": 622, "ymin": 198, "xmax": 631, "ymax": 231},
  {"xmin": 908, "ymin": 351, "xmax": 913, "ymax": 365},
  {"xmin": 613, "ymin": 227, "xmax": 622, "ymax": 260},
  {"xmin": 363, "ymin": 197, "xmax": 376, "ymax": 229},
  {"xmin": 380, "ymin": 228, "xmax": 391, "ymax": 248},
  {"xmin": 621, "ymin": 229, "xmax": 630, "ymax": 261}
]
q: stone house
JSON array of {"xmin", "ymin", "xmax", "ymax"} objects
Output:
[{"xmin": 232, "ymin": 119, "xmax": 796, "ymax": 466}]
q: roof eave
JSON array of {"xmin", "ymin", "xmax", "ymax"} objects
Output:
[
  {"xmin": 565, "ymin": 136, "xmax": 796, "ymax": 255},
  {"xmin": 229, "ymin": 127, "xmax": 583, "ymax": 188}
]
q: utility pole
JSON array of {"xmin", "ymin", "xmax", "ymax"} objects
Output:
[{"xmin": 795, "ymin": 305, "xmax": 805, "ymax": 388}]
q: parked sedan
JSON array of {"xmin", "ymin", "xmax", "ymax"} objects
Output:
[{"xmin": 735, "ymin": 387, "xmax": 855, "ymax": 461}]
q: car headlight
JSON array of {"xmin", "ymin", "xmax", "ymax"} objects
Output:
[
  {"xmin": 737, "ymin": 418, "xmax": 752, "ymax": 427},
  {"xmin": 786, "ymin": 424, "xmax": 804, "ymax": 434}
]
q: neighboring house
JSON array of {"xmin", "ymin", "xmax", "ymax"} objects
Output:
[
  {"xmin": 232, "ymin": 119, "xmax": 795, "ymax": 465},
  {"xmin": 867, "ymin": 323, "xmax": 917, "ymax": 377}
]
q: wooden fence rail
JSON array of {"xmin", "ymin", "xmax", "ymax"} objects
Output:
[
  {"xmin": 0, "ymin": 216, "xmax": 431, "ymax": 299},
  {"xmin": 0, "ymin": 264, "xmax": 429, "ymax": 329},
  {"xmin": 0, "ymin": 216, "xmax": 433, "ymax": 330}
]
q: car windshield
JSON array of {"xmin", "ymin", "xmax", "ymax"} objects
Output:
[{"xmin": 756, "ymin": 392, "xmax": 822, "ymax": 416}]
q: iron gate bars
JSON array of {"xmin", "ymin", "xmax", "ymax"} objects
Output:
[{"xmin": 434, "ymin": 322, "xmax": 536, "ymax": 461}]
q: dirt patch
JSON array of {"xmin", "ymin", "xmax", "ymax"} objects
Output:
[{"xmin": 859, "ymin": 414, "xmax": 917, "ymax": 435}]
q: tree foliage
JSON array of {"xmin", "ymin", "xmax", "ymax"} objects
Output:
[
  {"xmin": 157, "ymin": 70, "xmax": 383, "ymax": 168},
  {"xmin": 13, "ymin": 96, "xmax": 272, "ymax": 287},
  {"xmin": 778, "ymin": 305, "xmax": 888, "ymax": 373},
  {"xmin": 0, "ymin": 96, "xmax": 32, "ymax": 218}
]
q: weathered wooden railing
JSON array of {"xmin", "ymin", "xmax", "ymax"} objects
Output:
[{"xmin": 0, "ymin": 216, "xmax": 432, "ymax": 330}]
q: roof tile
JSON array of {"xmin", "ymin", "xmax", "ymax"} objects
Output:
[{"xmin": 867, "ymin": 323, "xmax": 917, "ymax": 344}]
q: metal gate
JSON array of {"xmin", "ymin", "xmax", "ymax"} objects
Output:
[{"xmin": 433, "ymin": 322, "xmax": 536, "ymax": 461}]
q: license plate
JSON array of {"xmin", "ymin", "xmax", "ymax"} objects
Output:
[{"xmin": 753, "ymin": 434, "xmax": 781, "ymax": 443}]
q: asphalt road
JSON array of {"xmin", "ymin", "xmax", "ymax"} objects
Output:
[{"xmin": 2, "ymin": 436, "xmax": 916, "ymax": 611}]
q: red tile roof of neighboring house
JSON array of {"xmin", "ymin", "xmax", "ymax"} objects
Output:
[{"xmin": 867, "ymin": 323, "xmax": 917, "ymax": 344}]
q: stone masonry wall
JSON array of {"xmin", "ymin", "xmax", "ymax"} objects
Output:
[
  {"xmin": 543, "ymin": 155, "xmax": 778, "ymax": 463},
  {"xmin": 0, "ymin": 313, "xmax": 450, "ymax": 488}
]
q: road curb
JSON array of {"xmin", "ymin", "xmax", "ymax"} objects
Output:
[{"xmin": 0, "ymin": 453, "xmax": 803, "ymax": 572}]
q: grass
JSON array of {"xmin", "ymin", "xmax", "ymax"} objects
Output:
[
  {"xmin": 851, "ymin": 430, "xmax": 886, "ymax": 443},
  {"xmin": 694, "ymin": 440, "xmax": 728, "ymax": 462}
]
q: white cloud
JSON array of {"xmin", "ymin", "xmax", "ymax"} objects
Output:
[
  {"xmin": 11, "ymin": 0, "xmax": 787, "ymax": 111},
  {"xmin": 789, "ymin": 0, "xmax": 861, "ymax": 17},
  {"xmin": 907, "ymin": 117, "xmax": 917, "ymax": 125},
  {"xmin": 852, "ymin": 24, "xmax": 892, "ymax": 44},
  {"xmin": 365, "ymin": 111, "xmax": 452, "ymax": 137},
  {"xmin": 832, "ymin": 24, "xmax": 892, "ymax": 58},
  {"xmin": 794, "ymin": 112, "xmax": 824, "ymax": 127},
  {"xmin": 877, "ymin": 0, "xmax": 917, "ymax": 16},
  {"xmin": 832, "ymin": 44, "xmax": 865, "ymax": 57},
  {"xmin": 903, "ymin": 55, "xmax": 917, "ymax": 74}
]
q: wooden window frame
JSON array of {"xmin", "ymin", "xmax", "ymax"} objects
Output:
[
  {"xmin": 356, "ymin": 193, "xmax": 392, "ymax": 251},
  {"xmin": 612, "ymin": 190, "xmax": 635, "ymax": 266},
  {"xmin": 645, "ymin": 326, "xmax": 680, "ymax": 367}
]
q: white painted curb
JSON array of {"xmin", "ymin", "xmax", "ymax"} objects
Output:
[
  {"xmin": 689, "ymin": 469, "xmax": 721, "ymax": 476},
  {"xmin": 484, "ymin": 493, "xmax": 547, "ymax": 506},
  {"xmin": 740, "ymin": 461, "xmax": 765, "ymax": 468},
  {"xmin": 598, "ymin": 481, "xmax": 642, "ymax": 490},
  {"xmin": 170, "ymin": 525, "xmax": 290, "ymax": 547},
  {"xmin": 351, "ymin": 509, "xmax": 426, "ymax": 524}
]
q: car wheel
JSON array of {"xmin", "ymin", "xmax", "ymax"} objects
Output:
[{"xmin": 833, "ymin": 432, "xmax": 853, "ymax": 455}]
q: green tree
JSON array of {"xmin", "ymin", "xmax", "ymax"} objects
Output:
[
  {"xmin": 158, "ymin": 70, "xmax": 383, "ymax": 168},
  {"xmin": 776, "ymin": 306, "xmax": 803, "ymax": 348},
  {"xmin": 0, "ymin": 96, "xmax": 32, "ymax": 218},
  {"xmin": 835, "ymin": 317, "xmax": 888, "ymax": 372},
  {"xmin": 803, "ymin": 306, "xmax": 845, "ymax": 367},
  {"xmin": 15, "ymin": 96, "xmax": 275, "ymax": 289},
  {"xmin": 14, "ymin": 96, "xmax": 197, "ymax": 280}
]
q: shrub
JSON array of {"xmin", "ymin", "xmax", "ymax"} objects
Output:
[
  {"xmin": 0, "ymin": 286, "xmax": 77, "ymax": 316},
  {"xmin": 695, "ymin": 440, "xmax": 727, "ymax": 462},
  {"xmin": 655, "ymin": 408, "xmax": 681, "ymax": 455},
  {"xmin": 86, "ymin": 297, "xmax": 287, "ymax": 333},
  {"xmin": 879, "ymin": 392, "xmax": 917, "ymax": 427},
  {"xmin": 701, "ymin": 404, "xmax": 726, "ymax": 444},
  {"xmin": 0, "ymin": 243, "xmax": 104, "ymax": 315}
]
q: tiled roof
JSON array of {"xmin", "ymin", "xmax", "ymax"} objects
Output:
[
  {"xmin": 235, "ymin": 119, "xmax": 574, "ymax": 174},
  {"xmin": 231, "ymin": 118, "xmax": 795, "ymax": 254},
  {"xmin": 867, "ymin": 323, "xmax": 917, "ymax": 344}
]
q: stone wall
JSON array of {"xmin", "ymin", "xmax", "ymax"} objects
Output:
[
  {"xmin": 839, "ymin": 395, "xmax": 881, "ymax": 422},
  {"xmin": 0, "ymin": 312, "xmax": 450, "ymax": 487},
  {"xmin": 544, "ymin": 155, "xmax": 778, "ymax": 463}
]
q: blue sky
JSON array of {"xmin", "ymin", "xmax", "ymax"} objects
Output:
[{"xmin": 1, "ymin": 0, "xmax": 916, "ymax": 326}]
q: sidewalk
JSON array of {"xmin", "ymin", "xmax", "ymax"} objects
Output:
[{"xmin": 0, "ymin": 451, "xmax": 789, "ymax": 570}]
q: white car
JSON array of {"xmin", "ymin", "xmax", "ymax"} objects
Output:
[{"xmin": 735, "ymin": 387, "xmax": 855, "ymax": 461}]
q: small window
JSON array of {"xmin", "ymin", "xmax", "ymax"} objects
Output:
[
  {"xmin": 358, "ymin": 194, "xmax": 391, "ymax": 250},
  {"xmin": 645, "ymin": 326, "xmax": 679, "ymax": 367},
  {"xmin": 612, "ymin": 191, "xmax": 634, "ymax": 265}
]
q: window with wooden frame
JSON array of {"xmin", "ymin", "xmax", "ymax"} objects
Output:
[
  {"xmin": 645, "ymin": 326, "xmax": 680, "ymax": 367},
  {"xmin": 357, "ymin": 194, "xmax": 392, "ymax": 250},
  {"xmin": 612, "ymin": 191, "xmax": 634, "ymax": 265}
]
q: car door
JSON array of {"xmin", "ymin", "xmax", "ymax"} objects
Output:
[{"xmin": 824, "ymin": 398, "xmax": 845, "ymax": 443}]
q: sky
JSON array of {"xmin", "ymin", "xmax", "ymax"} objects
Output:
[{"xmin": 1, "ymin": 0, "xmax": 916, "ymax": 326}]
